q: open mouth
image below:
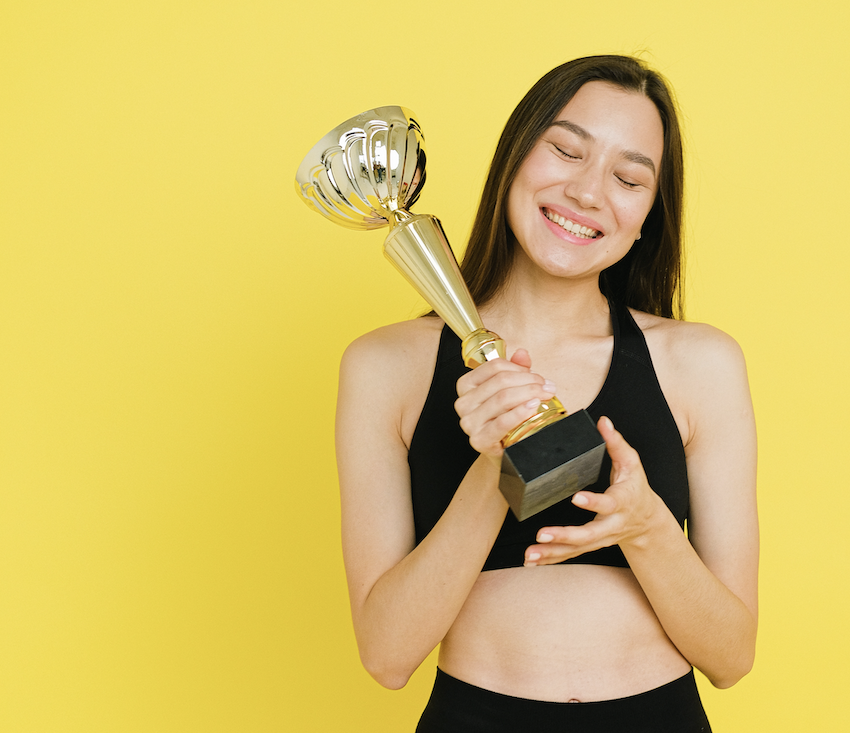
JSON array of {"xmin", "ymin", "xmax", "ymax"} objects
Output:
[{"xmin": 543, "ymin": 208, "xmax": 601, "ymax": 239}]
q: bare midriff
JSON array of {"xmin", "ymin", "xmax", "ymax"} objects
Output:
[{"xmin": 438, "ymin": 564, "xmax": 691, "ymax": 702}]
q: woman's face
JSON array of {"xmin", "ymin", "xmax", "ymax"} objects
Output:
[{"xmin": 506, "ymin": 81, "xmax": 664, "ymax": 284}]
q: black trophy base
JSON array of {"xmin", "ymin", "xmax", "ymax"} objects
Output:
[{"xmin": 499, "ymin": 409, "xmax": 606, "ymax": 521}]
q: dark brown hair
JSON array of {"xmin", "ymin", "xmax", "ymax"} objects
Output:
[{"xmin": 460, "ymin": 55, "xmax": 685, "ymax": 318}]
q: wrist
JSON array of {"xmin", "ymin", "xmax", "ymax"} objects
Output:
[
  {"xmin": 623, "ymin": 490, "xmax": 674, "ymax": 552},
  {"xmin": 481, "ymin": 450, "xmax": 503, "ymax": 472},
  {"xmin": 471, "ymin": 453, "xmax": 508, "ymax": 508}
]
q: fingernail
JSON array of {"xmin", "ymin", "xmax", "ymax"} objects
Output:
[
  {"xmin": 527, "ymin": 552, "xmax": 541, "ymax": 562},
  {"xmin": 543, "ymin": 379, "xmax": 557, "ymax": 394},
  {"xmin": 538, "ymin": 533, "xmax": 553, "ymax": 543},
  {"xmin": 524, "ymin": 398, "xmax": 541, "ymax": 409},
  {"xmin": 572, "ymin": 493, "xmax": 588, "ymax": 507},
  {"xmin": 601, "ymin": 416, "xmax": 613, "ymax": 431}
]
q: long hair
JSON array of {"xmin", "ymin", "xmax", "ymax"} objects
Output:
[{"xmin": 460, "ymin": 55, "xmax": 685, "ymax": 319}]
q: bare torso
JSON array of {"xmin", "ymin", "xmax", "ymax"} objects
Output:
[
  {"xmin": 440, "ymin": 566, "xmax": 691, "ymax": 701},
  {"xmin": 393, "ymin": 306, "xmax": 697, "ymax": 702}
]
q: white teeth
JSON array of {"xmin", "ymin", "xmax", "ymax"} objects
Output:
[{"xmin": 544, "ymin": 210, "xmax": 599, "ymax": 239}]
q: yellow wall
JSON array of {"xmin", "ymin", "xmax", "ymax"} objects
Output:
[{"xmin": 1, "ymin": 1, "xmax": 847, "ymax": 730}]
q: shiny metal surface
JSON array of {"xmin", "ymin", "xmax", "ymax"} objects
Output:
[
  {"xmin": 295, "ymin": 106, "xmax": 426, "ymax": 230},
  {"xmin": 295, "ymin": 105, "xmax": 569, "ymax": 460},
  {"xmin": 383, "ymin": 210, "xmax": 485, "ymax": 340}
]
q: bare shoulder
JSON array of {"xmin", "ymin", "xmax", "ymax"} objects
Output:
[
  {"xmin": 630, "ymin": 310, "xmax": 751, "ymax": 447},
  {"xmin": 340, "ymin": 316, "xmax": 445, "ymax": 390},
  {"xmin": 630, "ymin": 310, "xmax": 747, "ymax": 381},
  {"xmin": 339, "ymin": 316, "xmax": 446, "ymax": 446}
]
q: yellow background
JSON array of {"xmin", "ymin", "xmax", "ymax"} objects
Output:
[{"xmin": 1, "ymin": 1, "xmax": 847, "ymax": 730}]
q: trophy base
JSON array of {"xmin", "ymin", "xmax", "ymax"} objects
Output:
[{"xmin": 499, "ymin": 410, "xmax": 606, "ymax": 522}]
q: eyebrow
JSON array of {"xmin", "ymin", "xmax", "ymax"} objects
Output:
[{"xmin": 549, "ymin": 120, "xmax": 657, "ymax": 178}]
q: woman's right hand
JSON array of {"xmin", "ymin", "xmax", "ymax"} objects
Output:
[{"xmin": 454, "ymin": 349, "xmax": 557, "ymax": 465}]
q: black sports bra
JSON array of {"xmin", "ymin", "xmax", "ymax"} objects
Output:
[{"xmin": 407, "ymin": 299, "xmax": 689, "ymax": 571}]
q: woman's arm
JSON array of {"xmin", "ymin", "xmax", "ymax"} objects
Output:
[
  {"xmin": 523, "ymin": 324, "xmax": 758, "ymax": 688},
  {"xmin": 336, "ymin": 323, "xmax": 552, "ymax": 689}
]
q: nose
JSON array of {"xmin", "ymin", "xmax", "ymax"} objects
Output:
[{"xmin": 565, "ymin": 163, "xmax": 603, "ymax": 210}]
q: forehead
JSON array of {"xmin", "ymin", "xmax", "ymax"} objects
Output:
[{"xmin": 552, "ymin": 81, "xmax": 664, "ymax": 165}]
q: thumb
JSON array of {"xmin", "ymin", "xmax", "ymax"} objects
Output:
[
  {"xmin": 597, "ymin": 416, "xmax": 639, "ymax": 477},
  {"xmin": 510, "ymin": 348, "xmax": 532, "ymax": 369}
]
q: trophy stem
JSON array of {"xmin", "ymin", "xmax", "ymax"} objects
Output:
[
  {"xmin": 461, "ymin": 328, "xmax": 505, "ymax": 367},
  {"xmin": 382, "ymin": 212, "xmax": 568, "ymax": 447},
  {"xmin": 383, "ymin": 212, "xmax": 484, "ymax": 339}
]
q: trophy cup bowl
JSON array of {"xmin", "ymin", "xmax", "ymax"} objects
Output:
[{"xmin": 295, "ymin": 106, "xmax": 605, "ymax": 521}]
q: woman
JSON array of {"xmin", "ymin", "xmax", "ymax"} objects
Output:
[{"xmin": 335, "ymin": 55, "xmax": 758, "ymax": 732}]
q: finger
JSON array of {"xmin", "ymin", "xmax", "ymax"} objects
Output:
[
  {"xmin": 456, "ymin": 368, "xmax": 549, "ymax": 416},
  {"xmin": 510, "ymin": 348, "xmax": 532, "ymax": 369},
  {"xmin": 524, "ymin": 533, "xmax": 594, "ymax": 566},
  {"xmin": 597, "ymin": 416, "xmax": 641, "ymax": 474},
  {"xmin": 571, "ymin": 489, "xmax": 619, "ymax": 516},
  {"xmin": 456, "ymin": 357, "xmax": 536, "ymax": 398},
  {"xmin": 457, "ymin": 377, "xmax": 557, "ymax": 455},
  {"xmin": 525, "ymin": 546, "xmax": 580, "ymax": 566},
  {"xmin": 535, "ymin": 524, "xmax": 599, "ymax": 547},
  {"xmin": 461, "ymin": 394, "xmax": 551, "ymax": 454},
  {"xmin": 525, "ymin": 520, "xmax": 620, "ymax": 566}
]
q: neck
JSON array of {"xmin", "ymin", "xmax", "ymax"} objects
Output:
[{"xmin": 481, "ymin": 267, "xmax": 612, "ymax": 341}]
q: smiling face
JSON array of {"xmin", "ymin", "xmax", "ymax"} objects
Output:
[{"xmin": 506, "ymin": 81, "xmax": 664, "ymax": 286}]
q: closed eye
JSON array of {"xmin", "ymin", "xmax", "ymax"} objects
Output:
[
  {"xmin": 552, "ymin": 143, "xmax": 580, "ymax": 160},
  {"xmin": 616, "ymin": 176, "xmax": 641, "ymax": 189}
]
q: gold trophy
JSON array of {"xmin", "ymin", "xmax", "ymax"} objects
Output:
[{"xmin": 295, "ymin": 106, "xmax": 605, "ymax": 520}]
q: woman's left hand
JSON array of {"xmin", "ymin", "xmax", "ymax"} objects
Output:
[{"xmin": 524, "ymin": 415, "xmax": 664, "ymax": 566}]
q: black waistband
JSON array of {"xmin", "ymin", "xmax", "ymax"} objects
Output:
[{"xmin": 416, "ymin": 668, "xmax": 711, "ymax": 733}]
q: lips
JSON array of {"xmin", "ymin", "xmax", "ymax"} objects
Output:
[{"xmin": 542, "ymin": 208, "xmax": 601, "ymax": 239}]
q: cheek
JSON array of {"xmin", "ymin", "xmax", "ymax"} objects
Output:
[
  {"xmin": 505, "ymin": 190, "xmax": 522, "ymax": 235},
  {"xmin": 617, "ymin": 195, "xmax": 655, "ymax": 231},
  {"xmin": 505, "ymin": 177, "xmax": 539, "ymax": 229}
]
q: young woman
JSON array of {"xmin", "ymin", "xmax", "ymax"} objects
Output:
[{"xmin": 335, "ymin": 55, "xmax": 758, "ymax": 732}]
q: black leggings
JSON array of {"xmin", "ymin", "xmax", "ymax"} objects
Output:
[{"xmin": 416, "ymin": 668, "xmax": 712, "ymax": 733}]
